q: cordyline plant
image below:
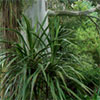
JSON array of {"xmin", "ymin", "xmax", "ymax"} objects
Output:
[{"xmin": 0, "ymin": 16, "xmax": 91, "ymax": 100}]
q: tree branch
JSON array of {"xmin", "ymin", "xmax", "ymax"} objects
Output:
[
  {"xmin": 47, "ymin": 4, "xmax": 100, "ymax": 16},
  {"xmin": 88, "ymin": 16, "xmax": 100, "ymax": 35}
]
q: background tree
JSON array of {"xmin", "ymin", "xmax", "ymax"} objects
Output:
[{"xmin": 1, "ymin": 0, "xmax": 23, "ymax": 49}]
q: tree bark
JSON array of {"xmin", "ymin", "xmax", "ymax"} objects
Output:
[
  {"xmin": 2, "ymin": 0, "xmax": 22, "ymax": 49},
  {"xmin": 25, "ymin": 0, "xmax": 48, "ymax": 30},
  {"xmin": 24, "ymin": 0, "xmax": 49, "ymax": 49}
]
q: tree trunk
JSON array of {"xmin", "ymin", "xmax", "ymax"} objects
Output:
[
  {"xmin": 24, "ymin": 0, "xmax": 49, "ymax": 51},
  {"xmin": 2, "ymin": 0, "xmax": 22, "ymax": 49},
  {"xmin": 25, "ymin": 0, "xmax": 48, "ymax": 31}
]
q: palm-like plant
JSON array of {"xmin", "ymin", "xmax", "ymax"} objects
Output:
[{"xmin": 0, "ymin": 16, "xmax": 91, "ymax": 100}]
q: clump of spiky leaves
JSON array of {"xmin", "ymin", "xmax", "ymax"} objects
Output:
[{"xmin": 0, "ymin": 16, "xmax": 91, "ymax": 100}]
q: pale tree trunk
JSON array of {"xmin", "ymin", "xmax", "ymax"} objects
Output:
[
  {"xmin": 24, "ymin": 0, "xmax": 49, "ymax": 46},
  {"xmin": 25, "ymin": 0, "xmax": 48, "ymax": 29}
]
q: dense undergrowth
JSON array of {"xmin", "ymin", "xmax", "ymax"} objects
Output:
[
  {"xmin": 0, "ymin": 0, "xmax": 100, "ymax": 100},
  {"xmin": 59, "ymin": 0, "xmax": 100, "ymax": 99}
]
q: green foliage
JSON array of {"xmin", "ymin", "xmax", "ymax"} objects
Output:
[
  {"xmin": 0, "ymin": 16, "xmax": 91, "ymax": 100},
  {"xmin": 58, "ymin": 0, "xmax": 100, "ymax": 99},
  {"xmin": 70, "ymin": 0, "xmax": 100, "ymax": 65},
  {"xmin": 1, "ymin": 0, "xmax": 100, "ymax": 99}
]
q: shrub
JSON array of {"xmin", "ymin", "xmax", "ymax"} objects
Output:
[{"xmin": 0, "ymin": 16, "xmax": 91, "ymax": 100}]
